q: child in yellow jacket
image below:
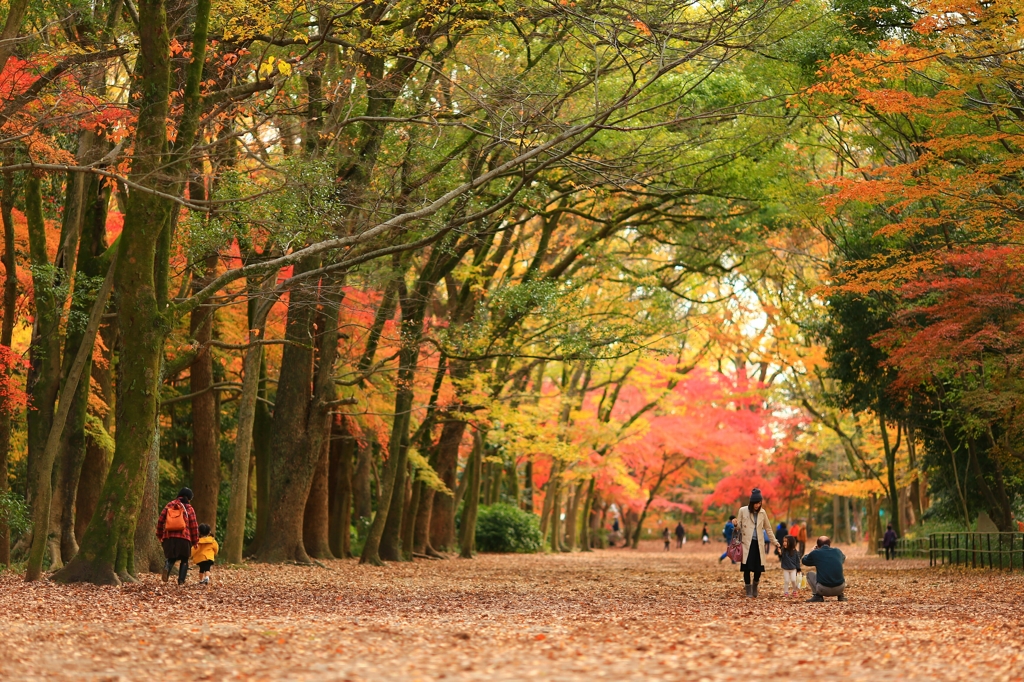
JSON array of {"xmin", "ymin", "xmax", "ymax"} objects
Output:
[{"xmin": 191, "ymin": 524, "xmax": 219, "ymax": 585}]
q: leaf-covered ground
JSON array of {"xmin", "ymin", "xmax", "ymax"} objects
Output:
[{"xmin": 1, "ymin": 542, "xmax": 1022, "ymax": 681}]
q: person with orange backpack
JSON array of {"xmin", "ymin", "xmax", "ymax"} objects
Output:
[{"xmin": 156, "ymin": 488, "xmax": 199, "ymax": 585}]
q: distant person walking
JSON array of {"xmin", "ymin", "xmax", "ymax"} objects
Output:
[
  {"xmin": 790, "ymin": 520, "xmax": 807, "ymax": 557},
  {"xmin": 734, "ymin": 488, "xmax": 780, "ymax": 598},
  {"xmin": 663, "ymin": 527, "xmax": 671, "ymax": 551},
  {"xmin": 883, "ymin": 524, "xmax": 898, "ymax": 560},
  {"xmin": 675, "ymin": 522, "xmax": 686, "ymax": 548},
  {"xmin": 719, "ymin": 515, "xmax": 737, "ymax": 564},
  {"xmin": 701, "ymin": 524, "xmax": 710, "ymax": 544},
  {"xmin": 156, "ymin": 487, "xmax": 198, "ymax": 585}
]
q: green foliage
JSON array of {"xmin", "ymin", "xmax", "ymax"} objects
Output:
[
  {"xmin": 0, "ymin": 490, "xmax": 30, "ymax": 536},
  {"xmin": 474, "ymin": 503, "xmax": 542, "ymax": 554}
]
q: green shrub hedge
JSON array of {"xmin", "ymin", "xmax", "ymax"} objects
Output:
[{"xmin": 475, "ymin": 503, "xmax": 543, "ymax": 553}]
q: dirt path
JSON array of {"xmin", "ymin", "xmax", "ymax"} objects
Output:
[{"xmin": 1, "ymin": 542, "xmax": 1021, "ymax": 681}]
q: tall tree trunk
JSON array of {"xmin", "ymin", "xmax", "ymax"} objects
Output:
[
  {"xmin": 26, "ymin": 256, "xmax": 116, "ymax": 581},
  {"xmin": 189, "ymin": 257, "xmax": 221, "ymax": 529},
  {"xmin": 379, "ymin": 437, "xmax": 411, "ymax": 562},
  {"xmin": 523, "ymin": 459, "xmax": 534, "ymax": 513},
  {"xmin": 133, "ymin": 420, "xmax": 163, "ymax": 573},
  {"xmin": 549, "ymin": 468, "xmax": 563, "ymax": 552},
  {"xmin": 223, "ymin": 280, "xmax": 273, "ymax": 564},
  {"xmin": 564, "ymin": 480, "xmax": 583, "ymax": 551},
  {"xmin": 428, "ymin": 418, "xmax": 465, "ymax": 551},
  {"xmin": 412, "ymin": 480, "xmax": 435, "ymax": 555},
  {"xmin": 24, "ymin": 175, "xmax": 63, "ymax": 565},
  {"xmin": 0, "ymin": 160, "xmax": 16, "ymax": 567},
  {"xmin": 248, "ymin": 354, "xmax": 272, "ymax": 555},
  {"xmin": 76, "ymin": 311, "xmax": 115, "ymax": 546},
  {"xmin": 361, "ymin": 279, "xmax": 433, "ymax": 565},
  {"xmin": 328, "ymin": 419, "xmax": 354, "ymax": 558},
  {"xmin": 352, "ymin": 440, "xmax": 372, "ymax": 523},
  {"xmin": 458, "ymin": 434, "xmax": 482, "ymax": 559},
  {"xmin": 402, "ymin": 478, "xmax": 420, "ymax": 558},
  {"xmin": 579, "ymin": 477, "xmax": 595, "ymax": 551},
  {"xmin": 303, "ymin": 439, "xmax": 333, "ymax": 559},
  {"xmin": 877, "ymin": 407, "xmax": 901, "ymax": 538},
  {"xmin": 907, "ymin": 426, "xmax": 924, "ymax": 525},
  {"xmin": 56, "ymin": 175, "xmax": 112, "ymax": 563},
  {"xmin": 258, "ymin": 262, "xmax": 318, "ymax": 563},
  {"xmin": 54, "ymin": 0, "xmax": 184, "ymax": 585}
]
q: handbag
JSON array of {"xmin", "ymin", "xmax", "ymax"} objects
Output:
[
  {"xmin": 798, "ymin": 573, "xmax": 808, "ymax": 590},
  {"xmin": 726, "ymin": 539, "xmax": 743, "ymax": 563}
]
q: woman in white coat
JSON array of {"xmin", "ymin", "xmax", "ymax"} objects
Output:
[{"xmin": 734, "ymin": 488, "xmax": 780, "ymax": 597}]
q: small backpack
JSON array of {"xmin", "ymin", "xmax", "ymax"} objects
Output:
[{"xmin": 165, "ymin": 501, "xmax": 187, "ymax": 532}]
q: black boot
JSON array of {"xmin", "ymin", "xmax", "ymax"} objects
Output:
[
  {"xmin": 807, "ymin": 594, "xmax": 824, "ymax": 602},
  {"xmin": 752, "ymin": 583, "xmax": 759, "ymax": 598}
]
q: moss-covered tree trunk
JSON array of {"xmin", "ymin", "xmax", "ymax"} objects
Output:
[
  {"xmin": 54, "ymin": 175, "xmax": 111, "ymax": 563},
  {"xmin": 24, "ymin": 175, "xmax": 66, "ymax": 575},
  {"xmin": 53, "ymin": 0, "xmax": 175, "ymax": 585}
]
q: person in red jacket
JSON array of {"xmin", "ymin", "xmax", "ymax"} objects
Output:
[{"xmin": 156, "ymin": 487, "xmax": 199, "ymax": 584}]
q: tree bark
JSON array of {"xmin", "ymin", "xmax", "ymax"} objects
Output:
[
  {"xmin": 352, "ymin": 440, "xmax": 372, "ymax": 523},
  {"xmin": 0, "ymin": 162, "xmax": 15, "ymax": 567},
  {"xmin": 133, "ymin": 420, "xmax": 163, "ymax": 574},
  {"xmin": 877, "ymin": 406, "xmax": 901, "ymax": 538},
  {"xmin": 428, "ymin": 418, "xmax": 466, "ymax": 551},
  {"xmin": 27, "ymin": 257, "xmax": 116, "ymax": 580},
  {"xmin": 401, "ymin": 477, "xmax": 420, "ymax": 559},
  {"xmin": 328, "ymin": 419, "xmax": 354, "ymax": 558},
  {"xmin": 54, "ymin": 0, "xmax": 180, "ymax": 585},
  {"xmin": 459, "ymin": 434, "xmax": 482, "ymax": 559},
  {"xmin": 189, "ymin": 257, "xmax": 221, "ymax": 530},
  {"xmin": 259, "ymin": 269, "xmax": 341, "ymax": 563},
  {"xmin": 361, "ymin": 278, "xmax": 434, "ymax": 565},
  {"xmin": 24, "ymin": 175, "xmax": 63, "ymax": 567},
  {"xmin": 257, "ymin": 261, "xmax": 318, "ymax": 563},
  {"xmin": 303, "ymin": 439, "xmax": 334, "ymax": 559},
  {"xmin": 248, "ymin": 354, "xmax": 272, "ymax": 555},
  {"xmin": 56, "ymin": 174, "xmax": 112, "ymax": 563},
  {"xmin": 222, "ymin": 280, "xmax": 273, "ymax": 564}
]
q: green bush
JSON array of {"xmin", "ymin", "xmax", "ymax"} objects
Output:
[
  {"xmin": 475, "ymin": 503, "xmax": 542, "ymax": 553},
  {"xmin": 0, "ymin": 490, "xmax": 30, "ymax": 535}
]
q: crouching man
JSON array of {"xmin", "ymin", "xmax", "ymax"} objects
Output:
[{"xmin": 801, "ymin": 535, "xmax": 847, "ymax": 602}]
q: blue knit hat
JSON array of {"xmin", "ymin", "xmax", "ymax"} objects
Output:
[{"xmin": 749, "ymin": 488, "xmax": 763, "ymax": 504}]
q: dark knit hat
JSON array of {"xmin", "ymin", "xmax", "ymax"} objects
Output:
[
  {"xmin": 749, "ymin": 488, "xmax": 763, "ymax": 505},
  {"xmin": 177, "ymin": 487, "xmax": 194, "ymax": 501}
]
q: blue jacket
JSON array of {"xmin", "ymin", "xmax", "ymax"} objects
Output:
[
  {"xmin": 802, "ymin": 545, "xmax": 846, "ymax": 587},
  {"xmin": 723, "ymin": 521, "xmax": 735, "ymax": 543}
]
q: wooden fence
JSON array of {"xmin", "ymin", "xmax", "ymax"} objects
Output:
[{"xmin": 928, "ymin": 533, "xmax": 1024, "ymax": 570}]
